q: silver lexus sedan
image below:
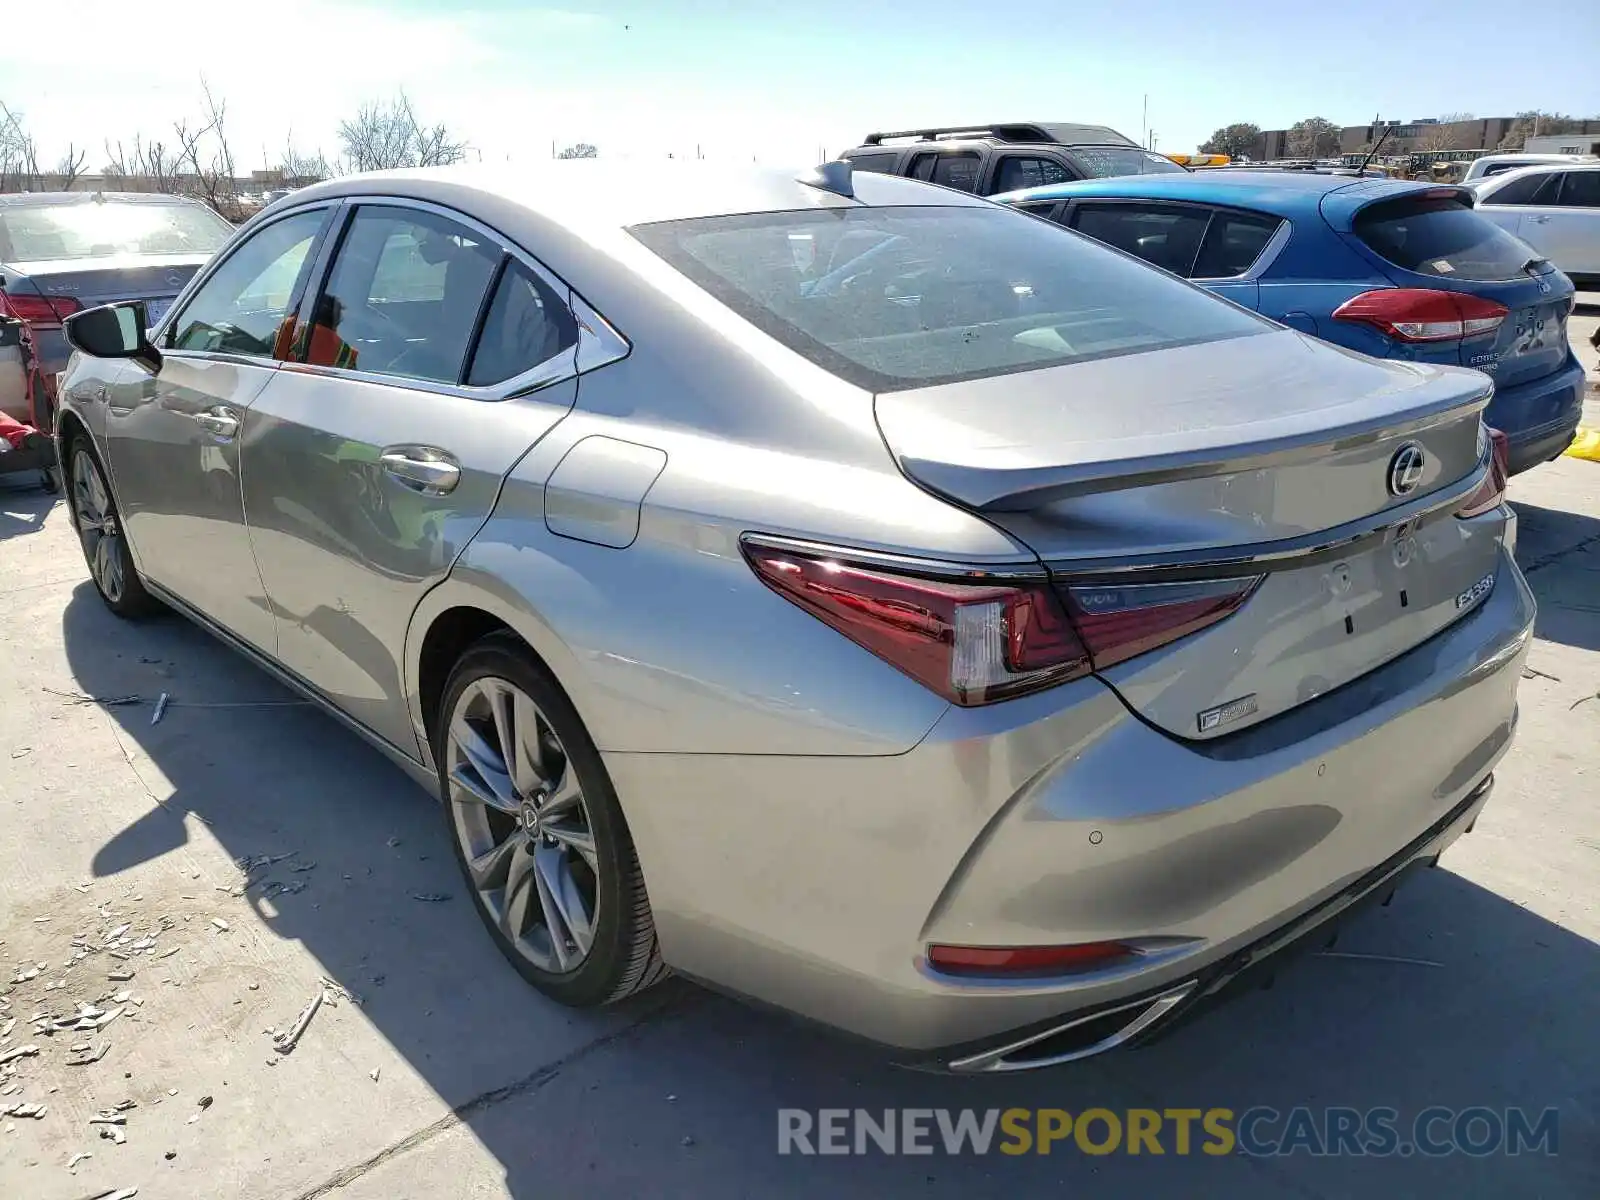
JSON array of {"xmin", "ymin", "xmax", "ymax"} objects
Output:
[{"xmin": 54, "ymin": 161, "xmax": 1533, "ymax": 1071}]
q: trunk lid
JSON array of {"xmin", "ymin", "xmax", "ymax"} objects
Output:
[
  {"xmin": 874, "ymin": 329, "xmax": 1501, "ymax": 738},
  {"xmin": 4, "ymin": 254, "xmax": 211, "ymax": 325}
]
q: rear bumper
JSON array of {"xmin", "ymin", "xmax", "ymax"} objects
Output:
[
  {"xmin": 938, "ymin": 771, "xmax": 1495, "ymax": 1071},
  {"xmin": 1489, "ymin": 355, "xmax": 1584, "ymax": 474},
  {"xmin": 607, "ymin": 543, "xmax": 1535, "ymax": 1057}
]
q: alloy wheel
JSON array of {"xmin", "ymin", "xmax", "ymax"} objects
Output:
[
  {"xmin": 445, "ymin": 677, "xmax": 600, "ymax": 974},
  {"xmin": 72, "ymin": 448, "xmax": 124, "ymax": 603}
]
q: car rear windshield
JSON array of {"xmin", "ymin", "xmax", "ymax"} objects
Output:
[
  {"xmin": 1068, "ymin": 147, "xmax": 1187, "ymax": 178},
  {"xmin": 0, "ymin": 201, "xmax": 233, "ymax": 263},
  {"xmin": 629, "ymin": 206, "xmax": 1268, "ymax": 392},
  {"xmin": 1353, "ymin": 196, "xmax": 1537, "ymax": 281}
]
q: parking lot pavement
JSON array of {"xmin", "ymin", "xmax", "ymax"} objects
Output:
[{"xmin": 2, "ymin": 382, "xmax": 1597, "ymax": 1197}]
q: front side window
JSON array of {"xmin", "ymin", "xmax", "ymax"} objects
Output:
[
  {"xmin": 630, "ymin": 205, "xmax": 1268, "ymax": 392},
  {"xmin": 466, "ymin": 262, "xmax": 579, "ymax": 386},
  {"xmin": 0, "ymin": 200, "xmax": 233, "ymax": 264},
  {"xmin": 168, "ymin": 209, "xmax": 326, "ymax": 357},
  {"xmin": 306, "ymin": 206, "xmax": 500, "ymax": 383},
  {"xmin": 1557, "ymin": 170, "xmax": 1600, "ymax": 208},
  {"xmin": 1071, "ymin": 202, "xmax": 1212, "ymax": 275},
  {"xmin": 994, "ymin": 156, "xmax": 1074, "ymax": 193}
]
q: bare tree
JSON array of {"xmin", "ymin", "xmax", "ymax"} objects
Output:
[
  {"xmin": 103, "ymin": 133, "xmax": 184, "ymax": 194},
  {"xmin": 0, "ymin": 102, "xmax": 40, "ymax": 192},
  {"xmin": 281, "ymin": 136, "xmax": 332, "ymax": 185},
  {"xmin": 173, "ymin": 80, "xmax": 237, "ymax": 216},
  {"xmin": 55, "ymin": 144, "xmax": 87, "ymax": 190},
  {"xmin": 337, "ymin": 92, "xmax": 467, "ymax": 172},
  {"xmin": 557, "ymin": 143, "xmax": 599, "ymax": 159}
]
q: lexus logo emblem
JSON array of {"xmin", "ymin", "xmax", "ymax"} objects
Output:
[
  {"xmin": 1388, "ymin": 443, "xmax": 1427, "ymax": 497},
  {"xmin": 165, "ymin": 272, "xmax": 184, "ymax": 287}
]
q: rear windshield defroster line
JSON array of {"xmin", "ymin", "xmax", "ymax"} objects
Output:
[{"xmin": 629, "ymin": 206, "xmax": 1269, "ymax": 393}]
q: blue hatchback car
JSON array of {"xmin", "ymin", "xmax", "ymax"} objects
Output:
[{"xmin": 992, "ymin": 171, "xmax": 1585, "ymax": 473}]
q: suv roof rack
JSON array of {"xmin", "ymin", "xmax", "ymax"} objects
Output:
[{"xmin": 861, "ymin": 122, "xmax": 1138, "ymax": 148}]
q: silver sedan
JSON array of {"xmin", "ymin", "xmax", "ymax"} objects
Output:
[{"xmin": 54, "ymin": 162, "xmax": 1533, "ymax": 1071}]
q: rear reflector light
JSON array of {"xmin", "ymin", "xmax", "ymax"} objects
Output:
[
  {"xmin": 1063, "ymin": 577, "xmax": 1262, "ymax": 670},
  {"xmin": 0, "ymin": 290, "xmax": 83, "ymax": 325},
  {"xmin": 1456, "ymin": 425, "xmax": 1510, "ymax": 518},
  {"xmin": 743, "ymin": 545, "xmax": 1090, "ymax": 706},
  {"xmin": 928, "ymin": 941, "xmax": 1136, "ymax": 976},
  {"xmin": 1332, "ymin": 288, "xmax": 1507, "ymax": 343}
]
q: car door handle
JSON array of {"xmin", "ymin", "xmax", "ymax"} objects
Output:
[
  {"xmin": 380, "ymin": 447, "xmax": 461, "ymax": 495},
  {"xmin": 194, "ymin": 407, "xmax": 240, "ymax": 439},
  {"xmin": 1527, "ymin": 215, "xmax": 1551, "ymax": 224}
]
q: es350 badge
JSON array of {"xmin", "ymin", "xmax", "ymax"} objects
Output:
[{"xmin": 1455, "ymin": 573, "xmax": 1495, "ymax": 611}]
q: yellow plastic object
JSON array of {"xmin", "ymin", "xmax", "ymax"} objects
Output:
[
  {"xmin": 1565, "ymin": 427, "xmax": 1600, "ymax": 462},
  {"xmin": 1168, "ymin": 153, "xmax": 1232, "ymax": 168}
]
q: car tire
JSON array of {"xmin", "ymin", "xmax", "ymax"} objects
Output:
[
  {"xmin": 433, "ymin": 633, "xmax": 668, "ymax": 1007},
  {"xmin": 65, "ymin": 435, "xmax": 160, "ymax": 619}
]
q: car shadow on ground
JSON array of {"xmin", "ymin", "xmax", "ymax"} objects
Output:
[
  {"xmin": 1514, "ymin": 501, "xmax": 1600, "ymax": 653},
  {"xmin": 61, "ymin": 583, "xmax": 1599, "ymax": 1198},
  {"xmin": 0, "ymin": 478, "xmax": 57, "ymax": 541}
]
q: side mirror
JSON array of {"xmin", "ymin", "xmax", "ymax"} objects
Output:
[{"xmin": 63, "ymin": 302, "xmax": 162, "ymax": 374}]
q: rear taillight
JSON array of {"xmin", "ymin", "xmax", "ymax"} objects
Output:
[
  {"xmin": 1062, "ymin": 577, "xmax": 1262, "ymax": 670},
  {"xmin": 0, "ymin": 291, "xmax": 82, "ymax": 325},
  {"xmin": 1456, "ymin": 425, "xmax": 1510, "ymax": 519},
  {"xmin": 743, "ymin": 544, "xmax": 1090, "ymax": 706},
  {"xmin": 1332, "ymin": 288, "xmax": 1507, "ymax": 343},
  {"xmin": 744, "ymin": 542, "xmax": 1260, "ymax": 706}
]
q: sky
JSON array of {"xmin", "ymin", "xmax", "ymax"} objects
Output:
[{"xmin": 3, "ymin": 0, "xmax": 1598, "ymax": 174}]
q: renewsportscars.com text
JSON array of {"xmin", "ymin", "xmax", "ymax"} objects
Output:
[{"xmin": 777, "ymin": 1106, "xmax": 1560, "ymax": 1158}]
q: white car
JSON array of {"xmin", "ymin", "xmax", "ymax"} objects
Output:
[
  {"xmin": 1471, "ymin": 163, "xmax": 1600, "ymax": 285},
  {"xmin": 1461, "ymin": 153, "xmax": 1597, "ymax": 184}
]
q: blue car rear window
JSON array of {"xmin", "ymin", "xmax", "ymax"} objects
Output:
[
  {"xmin": 630, "ymin": 206, "xmax": 1269, "ymax": 392},
  {"xmin": 1354, "ymin": 196, "xmax": 1538, "ymax": 282}
]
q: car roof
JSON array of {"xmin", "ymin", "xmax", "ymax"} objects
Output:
[
  {"xmin": 282, "ymin": 159, "xmax": 993, "ymax": 233},
  {"xmin": 990, "ymin": 169, "xmax": 1436, "ymax": 216},
  {"xmin": 1475, "ymin": 160, "xmax": 1600, "ymax": 194}
]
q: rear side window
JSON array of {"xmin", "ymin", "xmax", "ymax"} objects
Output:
[
  {"xmin": 1355, "ymin": 196, "xmax": 1538, "ymax": 281},
  {"xmin": 1071, "ymin": 203, "xmax": 1211, "ymax": 275},
  {"xmin": 1193, "ymin": 211, "xmax": 1283, "ymax": 278},
  {"xmin": 844, "ymin": 152, "xmax": 898, "ymax": 175},
  {"xmin": 629, "ymin": 205, "xmax": 1268, "ymax": 392},
  {"xmin": 1484, "ymin": 172, "xmax": 1559, "ymax": 206},
  {"xmin": 466, "ymin": 261, "xmax": 578, "ymax": 386},
  {"xmin": 994, "ymin": 156, "xmax": 1074, "ymax": 193},
  {"xmin": 1558, "ymin": 171, "xmax": 1600, "ymax": 208}
]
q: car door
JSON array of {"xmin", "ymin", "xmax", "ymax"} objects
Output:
[
  {"xmin": 105, "ymin": 205, "xmax": 334, "ymax": 652},
  {"xmin": 1542, "ymin": 168, "xmax": 1600, "ymax": 274},
  {"xmin": 239, "ymin": 201, "xmax": 585, "ymax": 754}
]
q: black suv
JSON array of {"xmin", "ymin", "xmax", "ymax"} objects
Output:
[{"xmin": 839, "ymin": 122, "xmax": 1185, "ymax": 195}]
